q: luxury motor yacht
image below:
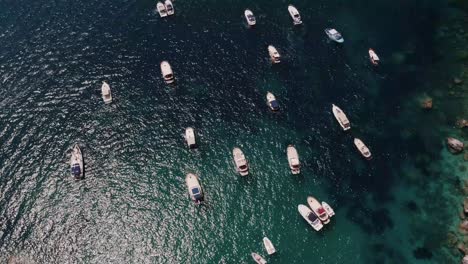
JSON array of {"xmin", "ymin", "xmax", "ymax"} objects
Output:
[
  {"xmin": 298, "ymin": 204, "xmax": 323, "ymax": 231},
  {"xmin": 101, "ymin": 81, "xmax": 112, "ymax": 104},
  {"xmin": 354, "ymin": 138, "xmax": 372, "ymax": 159},
  {"xmin": 263, "ymin": 237, "xmax": 276, "ymax": 255},
  {"xmin": 268, "ymin": 45, "xmax": 281, "ymax": 64},
  {"xmin": 288, "ymin": 5, "xmax": 302, "ymax": 25},
  {"xmin": 287, "ymin": 145, "xmax": 300, "ymax": 174},
  {"xmin": 156, "ymin": 2, "xmax": 167, "ymax": 17},
  {"xmin": 325, "ymin": 28, "xmax": 344, "ymax": 43},
  {"xmin": 164, "ymin": 0, "xmax": 174, "ymax": 16},
  {"xmin": 266, "ymin": 92, "xmax": 279, "ymax": 111},
  {"xmin": 185, "ymin": 127, "xmax": 196, "ymax": 148},
  {"xmin": 185, "ymin": 173, "xmax": 204, "ymax": 204},
  {"xmin": 233, "ymin": 147, "xmax": 249, "ymax": 176},
  {"xmin": 332, "ymin": 104, "xmax": 351, "ymax": 131},
  {"xmin": 160, "ymin": 61, "xmax": 175, "ymax": 84},
  {"xmin": 369, "ymin": 48, "xmax": 380, "ymax": 66},
  {"xmin": 70, "ymin": 144, "xmax": 83, "ymax": 180},
  {"xmin": 244, "ymin": 9, "xmax": 256, "ymax": 26}
]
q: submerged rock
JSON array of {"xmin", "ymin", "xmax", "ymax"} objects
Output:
[
  {"xmin": 459, "ymin": 243, "xmax": 467, "ymax": 254},
  {"xmin": 454, "ymin": 77, "xmax": 463, "ymax": 85},
  {"xmin": 421, "ymin": 98, "xmax": 433, "ymax": 109},
  {"xmin": 448, "ymin": 137, "xmax": 465, "ymax": 154},
  {"xmin": 464, "ymin": 198, "xmax": 468, "ymax": 213},
  {"xmin": 465, "ymin": 153, "xmax": 468, "ymax": 161},
  {"xmin": 413, "ymin": 247, "xmax": 433, "ymax": 259}
]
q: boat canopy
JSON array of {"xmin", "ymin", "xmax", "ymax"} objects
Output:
[
  {"xmin": 270, "ymin": 100, "xmax": 279, "ymax": 109},
  {"xmin": 71, "ymin": 164, "xmax": 81, "ymax": 175},
  {"xmin": 329, "ymin": 29, "xmax": 338, "ymax": 34},
  {"xmin": 192, "ymin": 187, "xmax": 200, "ymax": 195},
  {"xmin": 307, "ymin": 212, "xmax": 318, "ymax": 222}
]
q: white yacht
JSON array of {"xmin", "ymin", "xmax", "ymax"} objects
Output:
[
  {"xmin": 185, "ymin": 127, "xmax": 196, "ymax": 148},
  {"xmin": 268, "ymin": 45, "xmax": 281, "ymax": 64},
  {"xmin": 287, "ymin": 145, "xmax": 300, "ymax": 174},
  {"xmin": 185, "ymin": 173, "xmax": 204, "ymax": 204},
  {"xmin": 101, "ymin": 81, "xmax": 112, "ymax": 104},
  {"xmin": 354, "ymin": 138, "xmax": 372, "ymax": 159},
  {"xmin": 160, "ymin": 61, "xmax": 174, "ymax": 84},
  {"xmin": 251, "ymin": 253, "xmax": 267, "ymax": 264},
  {"xmin": 369, "ymin": 48, "xmax": 380, "ymax": 66},
  {"xmin": 164, "ymin": 0, "xmax": 174, "ymax": 16},
  {"xmin": 244, "ymin": 9, "xmax": 256, "ymax": 26},
  {"xmin": 332, "ymin": 104, "xmax": 351, "ymax": 131},
  {"xmin": 298, "ymin": 204, "xmax": 323, "ymax": 231},
  {"xmin": 70, "ymin": 144, "xmax": 83, "ymax": 180},
  {"xmin": 233, "ymin": 147, "xmax": 249, "ymax": 176},
  {"xmin": 266, "ymin": 92, "xmax": 279, "ymax": 111},
  {"xmin": 263, "ymin": 237, "xmax": 276, "ymax": 255},
  {"xmin": 307, "ymin": 196, "xmax": 330, "ymax": 224},
  {"xmin": 156, "ymin": 2, "xmax": 167, "ymax": 17},
  {"xmin": 288, "ymin": 5, "xmax": 302, "ymax": 25},
  {"xmin": 325, "ymin": 28, "xmax": 344, "ymax": 43},
  {"xmin": 322, "ymin": 202, "xmax": 335, "ymax": 217}
]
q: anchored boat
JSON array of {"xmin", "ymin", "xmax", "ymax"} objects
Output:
[
  {"xmin": 298, "ymin": 204, "xmax": 323, "ymax": 231},
  {"xmin": 332, "ymin": 104, "xmax": 351, "ymax": 131},
  {"xmin": 325, "ymin": 28, "xmax": 344, "ymax": 43},
  {"xmin": 160, "ymin": 61, "xmax": 175, "ymax": 84},
  {"xmin": 233, "ymin": 147, "xmax": 249, "ymax": 176},
  {"xmin": 244, "ymin": 9, "xmax": 256, "ymax": 26},
  {"xmin": 263, "ymin": 237, "xmax": 276, "ymax": 255},
  {"xmin": 354, "ymin": 138, "xmax": 372, "ymax": 159},
  {"xmin": 185, "ymin": 173, "xmax": 204, "ymax": 204},
  {"xmin": 288, "ymin": 5, "xmax": 302, "ymax": 25},
  {"xmin": 251, "ymin": 253, "xmax": 267, "ymax": 264},
  {"xmin": 287, "ymin": 145, "xmax": 300, "ymax": 174},
  {"xmin": 70, "ymin": 144, "xmax": 83, "ymax": 180},
  {"xmin": 369, "ymin": 48, "xmax": 380, "ymax": 66},
  {"xmin": 101, "ymin": 81, "xmax": 112, "ymax": 104},
  {"xmin": 268, "ymin": 45, "xmax": 281, "ymax": 64},
  {"xmin": 185, "ymin": 127, "xmax": 196, "ymax": 148},
  {"xmin": 307, "ymin": 196, "xmax": 330, "ymax": 224},
  {"xmin": 156, "ymin": 2, "xmax": 167, "ymax": 17},
  {"xmin": 266, "ymin": 92, "xmax": 279, "ymax": 111}
]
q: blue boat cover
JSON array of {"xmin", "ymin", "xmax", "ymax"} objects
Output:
[
  {"xmin": 71, "ymin": 164, "xmax": 81, "ymax": 176},
  {"xmin": 192, "ymin": 187, "xmax": 200, "ymax": 195},
  {"xmin": 271, "ymin": 100, "xmax": 279, "ymax": 109}
]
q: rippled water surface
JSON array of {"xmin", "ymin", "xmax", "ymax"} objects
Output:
[{"xmin": 0, "ymin": 0, "xmax": 458, "ymax": 263}]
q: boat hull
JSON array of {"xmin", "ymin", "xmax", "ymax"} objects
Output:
[
  {"xmin": 70, "ymin": 144, "xmax": 83, "ymax": 180},
  {"xmin": 263, "ymin": 237, "xmax": 276, "ymax": 255},
  {"xmin": 298, "ymin": 204, "xmax": 323, "ymax": 231}
]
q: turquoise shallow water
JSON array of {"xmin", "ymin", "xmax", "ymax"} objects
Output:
[{"xmin": 0, "ymin": 0, "xmax": 465, "ymax": 263}]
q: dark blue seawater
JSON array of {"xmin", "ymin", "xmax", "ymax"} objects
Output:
[{"xmin": 0, "ymin": 0, "xmax": 462, "ymax": 263}]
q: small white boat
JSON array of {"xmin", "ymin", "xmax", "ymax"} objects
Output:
[
  {"xmin": 70, "ymin": 144, "xmax": 83, "ymax": 180},
  {"xmin": 156, "ymin": 2, "xmax": 167, "ymax": 17},
  {"xmin": 288, "ymin": 5, "xmax": 302, "ymax": 25},
  {"xmin": 101, "ymin": 81, "xmax": 112, "ymax": 104},
  {"xmin": 369, "ymin": 48, "xmax": 380, "ymax": 66},
  {"xmin": 298, "ymin": 204, "xmax": 323, "ymax": 231},
  {"xmin": 160, "ymin": 61, "xmax": 175, "ymax": 84},
  {"xmin": 287, "ymin": 145, "xmax": 300, "ymax": 174},
  {"xmin": 307, "ymin": 196, "xmax": 330, "ymax": 224},
  {"xmin": 354, "ymin": 138, "xmax": 372, "ymax": 159},
  {"xmin": 266, "ymin": 92, "xmax": 279, "ymax": 111},
  {"xmin": 332, "ymin": 104, "xmax": 351, "ymax": 131},
  {"xmin": 251, "ymin": 253, "xmax": 267, "ymax": 264},
  {"xmin": 164, "ymin": 0, "xmax": 174, "ymax": 16},
  {"xmin": 322, "ymin": 202, "xmax": 335, "ymax": 217},
  {"xmin": 325, "ymin": 28, "xmax": 344, "ymax": 43},
  {"xmin": 263, "ymin": 237, "xmax": 276, "ymax": 255},
  {"xmin": 185, "ymin": 173, "xmax": 204, "ymax": 204},
  {"xmin": 185, "ymin": 127, "xmax": 196, "ymax": 148},
  {"xmin": 267, "ymin": 45, "xmax": 281, "ymax": 64},
  {"xmin": 233, "ymin": 147, "xmax": 249, "ymax": 176},
  {"xmin": 244, "ymin": 9, "xmax": 256, "ymax": 26}
]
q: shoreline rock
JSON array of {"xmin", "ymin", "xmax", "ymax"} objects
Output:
[
  {"xmin": 458, "ymin": 119, "xmax": 468, "ymax": 129},
  {"xmin": 421, "ymin": 98, "xmax": 433, "ymax": 109},
  {"xmin": 448, "ymin": 137, "xmax": 465, "ymax": 154}
]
